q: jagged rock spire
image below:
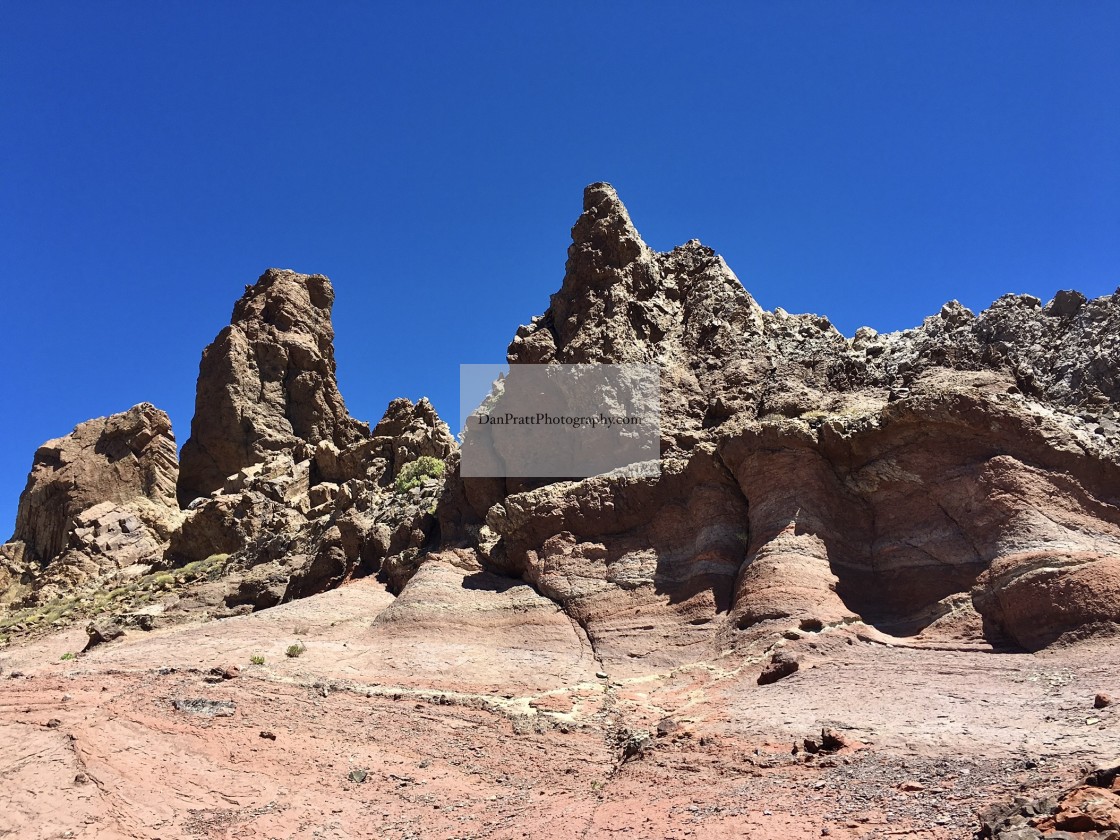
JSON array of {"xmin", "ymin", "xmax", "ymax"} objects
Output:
[{"xmin": 177, "ymin": 269, "xmax": 369, "ymax": 506}]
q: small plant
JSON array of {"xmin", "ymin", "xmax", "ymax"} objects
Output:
[
  {"xmin": 286, "ymin": 642, "xmax": 306, "ymax": 658},
  {"xmin": 60, "ymin": 652, "xmax": 75, "ymax": 661},
  {"xmin": 395, "ymin": 455, "xmax": 445, "ymax": 493},
  {"xmin": 249, "ymin": 654, "xmax": 266, "ymax": 666}
]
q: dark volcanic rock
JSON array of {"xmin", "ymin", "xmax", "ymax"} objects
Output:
[
  {"xmin": 84, "ymin": 619, "xmax": 125, "ymax": 651},
  {"xmin": 757, "ymin": 649, "xmax": 801, "ymax": 685}
]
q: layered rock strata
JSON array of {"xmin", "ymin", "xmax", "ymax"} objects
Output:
[
  {"xmin": 459, "ymin": 183, "xmax": 1120, "ymax": 661},
  {"xmin": 1, "ymin": 186, "xmax": 1117, "ymax": 664}
]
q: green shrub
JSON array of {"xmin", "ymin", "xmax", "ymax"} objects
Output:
[
  {"xmin": 395, "ymin": 456, "xmax": 445, "ymax": 493},
  {"xmin": 180, "ymin": 553, "xmax": 229, "ymax": 581},
  {"xmin": 286, "ymin": 642, "xmax": 306, "ymax": 658},
  {"xmin": 60, "ymin": 652, "xmax": 75, "ymax": 661},
  {"xmin": 250, "ymin": 654, "xmax": 266, "ymax": 665}
]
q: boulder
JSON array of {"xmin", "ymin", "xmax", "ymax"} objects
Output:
[{"xmin": 8, "ymin": 403, "xmax": 179, "ymax": 565}]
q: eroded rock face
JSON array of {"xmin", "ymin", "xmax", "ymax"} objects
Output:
[
  {"xmin": 169, "ymin": 396, "xmax": 453, "ymax": 610},
  {"xmin": 177, "ymin": 269, "xmax": 369, "ymax": 506},
  {"xmin": 10, "ymin": 403, "xmax": 179, "ymax": 565},
  {"xmin": 2, "ymin": 186, "xmax": 1117, "ymax": 663},
  {"xmin": 487, "ymin": 451, "xmax": 749, "ymax": 672},
  {"xmin": 0, "ymin": 404, "xmax": 183, "ymax": 603},
  {"xmin": 457, "ymin": 183, "xmax": 1120, "ymax": 659}
]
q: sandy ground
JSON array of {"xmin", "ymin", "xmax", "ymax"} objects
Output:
[{"xmin": 2, "ymin": 576, "xmax": 1117, "ymax": 839}]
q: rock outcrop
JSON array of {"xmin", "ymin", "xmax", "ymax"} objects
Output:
[
  {"xmin": 168, "ymin": 395, "xmax": 454, "ymax": 611},
  {"xmin": 1, "ymin": 185, "xmax": 1117, "ymax": 664},
  {"xmin": 453, "ymin": 183, "xmax": 1120, "ymax": 661},
  {"xmin": 0, "ymin": 403, "xmax": 183, "ymax": 603},
  {"xmin": 176, "ymin": 269, "xmax": 369, "ymax": 506}
]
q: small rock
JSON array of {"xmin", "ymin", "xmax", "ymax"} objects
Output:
[
  {"xmin": 83, "ymin": 620, "xmax": 124, "ymax": 652},
  {"xmin": 656, "ymin": 718, "xmax": 680, "ymax": 737},
  {"xmin": 46, "ymin": 718, "xmax": 62, "ymax": 729},
  {"xmin": 757, "ymin": 650, "xmax": 800, "ymax": 685},
  {"xmin": 74, "ymin": 773, "xmax": 88, "ymax": 785},
  {"xmin": 595, "ymin": 671, "xmax": 608, "ymax": 680},
  {"xmin": 899, "ymin": 781, "xmax": 925, "ymax": 792},
  {"xmin": 259, "ymin": 731, "xmax": 276, "ymax": 740},
  {"xmin": 1095, "ymin": 692, "xmax": 1113, "ymax": 709},
  {"xmin": 820, "ymin": 728, "xmax": 849, "ymax": 752},
  {"xmin": 622, "ymin": 730, "xmax": 652, "ymax": 761},
  {"xmin": 348, "ymin": 769, "xmax": 367, "ymax": 784}
]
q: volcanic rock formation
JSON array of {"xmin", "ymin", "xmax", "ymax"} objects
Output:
[
  {"xmin": 167, "ymin": 271, "xmax": 456, "ymax": 609},
  {"xmin": 0, "ymin": 403, "xmax": 182, "ymax": 604},
  {"xmin": 461, "ymin": 183, "xmax": 1120, "ymax": 659},
  {"xmin": 1, "ymin": 184, "xmax": 1118, "ymax": 840},
  {"xmin": 1, "ymin": 184, "xmax": 1118, "ymax": 662},
  {"xmin": 176, "ymin": 268, "xmax": 370, "ymax": 506}
]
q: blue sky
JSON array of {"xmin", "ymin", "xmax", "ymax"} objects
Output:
[{"xmin": 1, "ymin": 2, "xmax": 1118, "ymax": 536}]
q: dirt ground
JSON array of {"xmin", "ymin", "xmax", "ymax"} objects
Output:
[{"xmin": 2, "ymin": 577, "xmax": 1117, "ymax": 839}]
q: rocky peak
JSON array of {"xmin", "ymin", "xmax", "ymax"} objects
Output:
[
  {"xmin": 176, "ymin": 269, "xmax": 370, "ymax": 506},
  {"xmin": 477, "ymin": 184, "xmax": 1120, "ymax": 663},
  {"xmin": 10, "ymin": 403, "xmax": 179, "ymax": 565},
  {"xmin": 568, "ymin": 182, "xmax": 650, "ymax": 271},
  {"xmin": 509, "ymin": 184, "xmax": 772, "ymax": 445}
]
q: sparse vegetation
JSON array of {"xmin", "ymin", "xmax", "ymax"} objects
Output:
[
  {"xmin": 0, "ymin": 552, "xmax": 233, "ymax": 641},
  {"xmin": 286, "ymin": 642, "xmax": 306, "ymax": 658},
  {"xmin": 395, "ymin": 455, "xmax": 445, "ymax": 493},
  {"xmin": 249, "ymin": 654, "xmax": 266, "ymax": 665},
  {"xmin": 60, "ymin": 652, "xmax": 75, "ymax": 661}
]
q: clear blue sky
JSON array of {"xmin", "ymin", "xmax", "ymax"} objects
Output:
[{"xmin": 2, "ymin": 2, "xmax": 1118, "ymax": 537}]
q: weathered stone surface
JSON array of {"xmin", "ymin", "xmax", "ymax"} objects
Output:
[
  {"xmin": 8, "ymin": 403, "xmax": 179, "ymax": 565},
  {"xmin": 3, "ymin": 184, "xmax": 1119, "ymax": 667},
  {"xmin": 177, "ymin": 269, "xmax": 369, "ymax": 506},
  {"xmin": 0, "ymin": 404, "xmax": 182, "ymax": 603},
  {"xmin": 313, "ymin": 397, "xmax": 455, "ymax": 488},
  {"xmin": 167, "ymin": 395, "xmax": 452, "ymax": 610},
  {"xmin": 757, "ymin": 649, "xmax": 800, "ymax": 685},
  {"xmin": 452, "ymin": 183, "xmax": 1120, "ymax": 659},
  {"xmin": 487, "ymin": 450, "xmax": 749, "ymax": 672},
  {"xmin": 83, "ymin": 618, "xmax": 125, "ymax": 651},
  {"xmin": 0, "ymin": 541, "xmax": 34, "ymax": 606}
]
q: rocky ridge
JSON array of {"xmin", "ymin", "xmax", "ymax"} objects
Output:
[
  {"xmin": 3, "ymin": 184, "xmax": 1119, "ymax": 662},
  {"xmin": 1, "ymin": 271, "xmax": 455, "ymax": 635},
  {"xmin": 1, "ymin": 184, "xmax": 1119, "ymax": 839},
  {"xmin": 469, "ymin": 183, "xmax": 1120, "ymax": 666}
]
